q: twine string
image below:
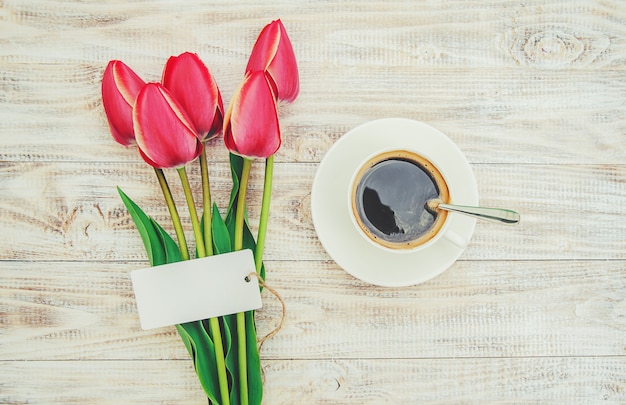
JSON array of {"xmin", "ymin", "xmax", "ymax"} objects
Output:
[{"xmin": 245, "ymin": 272, "xmax": 286, "ymax": 351}]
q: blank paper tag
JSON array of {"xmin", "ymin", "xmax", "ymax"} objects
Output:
[{"xmin": 130, "ymin": 249, "xmax": 262, "ymax": 330}]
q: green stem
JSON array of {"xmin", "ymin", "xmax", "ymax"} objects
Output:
[
  {"xmin": 235, "ymin": 158, "xmax": 252, "ymax": 405},
  {"xmin": 176, "ymin": 167, "xmax": 206, "ymax": 258},
  {"xmin": 176, "ymin": 166, "xmax": 229, "ymax": 405},
  {"xmin": 254, "ymin": 155, "xmax": 274, "ymax": 274},
  {"xmin": 234, "ymin": 159, "xmax": 252, "ymax": 251},
  {"xmin": 208, "ymin": 317, "xmax": 228, "ymax": 405},
  {"xmin": 199, "ymin": 148, "xmax": 214, "ymax": 256},
  {"xmin": 235, "ymin": 312, "xmax": 247, "ymax": 403},
  {"xmin": 154, "ymin": 168, "xmax": 189, "ymax": 261}
]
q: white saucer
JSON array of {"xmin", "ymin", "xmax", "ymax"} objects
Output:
[{"xmin": 311, "ymin": 118, "xmax": 478, "ymax": 287}]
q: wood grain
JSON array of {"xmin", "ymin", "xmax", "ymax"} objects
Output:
[
  {"xmin": 1, "ymin": 0, "xmax": 625, "ymax": 403},
  {"xmin": 2, "ymin": 260, "xmax": 624, "ymax": 361},
  {"xmin": 1, "ymin": 1, "xmax": 625, "ymax": 165},
  {"xmin": 1, "ymin": 357, "xmax": 624, "ymax": 404},
  {"xmin": 1, "ymin": 66, "xmax": 625, "ymax": 165},
  {"xmin": 0, "ymin": 162, "xmax": 624, "ymax": 262}
]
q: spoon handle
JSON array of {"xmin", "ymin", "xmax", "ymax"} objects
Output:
[{"xmin": 437, "ymin": 203, "xmax": 520, "ymax": 225}]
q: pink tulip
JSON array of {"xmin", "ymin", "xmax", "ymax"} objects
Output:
[
  {"xmin": 162, "ymin": 52, "xmax": 224, "ymax": 141},
  {"xmin": 101, "ymin": 60, "xmax": 146, "ymax": 146},
  {"xmin": 133, "ymin": 83, "xmax": 203, "ymax": 168},
  {"xmin": 224, "ymin": 71, "xmax": 280, "ymax": 159},
  {"xmin": 246, "ymin": 19, "xmax": 299, "ymax": 103}
]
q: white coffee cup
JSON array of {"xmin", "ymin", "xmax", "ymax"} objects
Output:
[{"xmin": 348, "ymin": 148, "xmax": 468, "ymax": 253}]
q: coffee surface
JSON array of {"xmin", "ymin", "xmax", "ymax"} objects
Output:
[{"xmin": 355, "ymin": 158, "xmax": 440, "ymax": 244}]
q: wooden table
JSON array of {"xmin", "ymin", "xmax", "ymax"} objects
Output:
[{"xmin": 2, "ymin": 1, "xmax": 625, "ymax": 403}]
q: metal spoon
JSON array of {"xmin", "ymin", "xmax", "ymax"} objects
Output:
[{"xmin": 426, "ymin": 199, "xmax": 520, "ymax": 225}]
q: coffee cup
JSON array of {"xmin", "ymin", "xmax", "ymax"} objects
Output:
[{"xmin": 348, "ymin": 148, "xmax": 468, "ymax": 252}]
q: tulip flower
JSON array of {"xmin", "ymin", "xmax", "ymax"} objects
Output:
[
  {"xmin": 103, "ymin": 64, "xmax": 193, "ymax": 283},
  {"xmin": 101, "ymin": 60, "xmax": 146, "ymax": 146},
  {"xmin": 224, "ymin": 69, "xmax": 282, "ymax": 405},
  {"xmin": 133, "ymin": 83, "xmax": 203, "ymax": 169},
  {"xmin": 246, "ymin": 19, "xmax": 299, "ymax": 103},
  {"xmin": 162, "ymin": 52, "xmax": 224, "ymax": 140},
  {"xmin": 224, "ymin": 71, "xmax": 280, "ymax": 159},
  {"xmin": 162, "ymin": 52, "xmax": 225, "ymax": 257}
]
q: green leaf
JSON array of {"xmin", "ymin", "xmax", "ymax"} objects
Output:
[
  {"xmin": 225, "ymin": 156, "xmax": 266, "ymax": 285},
  {"xmin": 175, "ymin": 324, "xmax": 195, "ymax": 362},
  {"xmin": 243, "ymin": 220, "xmax": 265, "ymax": 282},
  {"xmin": 222, "ymin": 314, "xmax": 240, "ymax": 404},
  {"xmin": 245, "ymin": 311, "xmax": 263, "ymax": 405},
  {"xmin": 118, "ymin": 188, "xmax": 237, "ymax": 404},
  {"xmin": 117, "ymin": 187, "xmax": 166, "ymax": 266},
  {"xmin": 228, "ymin": 153, "xmax": 244, "ymax": 213},
  {"xmin": 151, "ymin": 218, "xmax": 182, "ymax": 264},
  {"xmin": 211, "ymin": 203, "xmax": 232, "ymax": 255},
  {"xmin": 179, "ymin": 321, "xmax": 221, "ymax": 403},
  {"xmin": 225, "ymin": 211, "xmax": 266, "ymax": 285}
]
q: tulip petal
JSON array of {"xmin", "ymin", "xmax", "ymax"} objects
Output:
[
  {"xmin": 246, "ymin": 19, "xmax": 299, "ymax": 102},
  {"xmin": 101, "ymin": 60, "xmax": 145, "ymax": 146},
  {"xmin": 245, "ymin": 22, "xmax": 281, "ymax": 73},
  {"xmin": 224, "ymin": 71, "xmax": 280, "ymax": 159},
  {"xmin": 134, "ymin": 83, "xmax": 203, "ymax": 168},
  {"xmin": 114, "ymin": 62, "xmax": 145, "ymax": 106},
  {"xmin": 137, "ymin": 147, "xmax": 160, "ymax": 168},
  {"xmin": 267, "ymin": 20, "xmax": 299, "ymax": 102},
  {"xmin": 162, "ymin": 52, "xmax": 223, "ymax": 140}
]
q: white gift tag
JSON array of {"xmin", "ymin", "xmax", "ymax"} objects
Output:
[{"xmin": 130, "ymin": 249, "xmax": 262, "ymax": 330}]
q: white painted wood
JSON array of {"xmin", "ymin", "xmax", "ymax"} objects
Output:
[
  {"xmin": 0, "ymin": 162, "xmax": 624, "ymax": 261},
  {"xmin": 1, "ymin": 358, "xmax": 624, "ymax": 404},
  {"xmin": 1, "ymin": 0, "xmax": 624, "ymax": 403},
  {"xmin": 2, "ymin": 260, "xmax": 625, "ymax": 361}
]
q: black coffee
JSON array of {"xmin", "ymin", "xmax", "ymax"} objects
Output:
[{"xmin": 354, "ymin": 157, "xmax": 440, "ymax": 245}]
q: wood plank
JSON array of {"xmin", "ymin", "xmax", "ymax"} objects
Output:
[
  {"xmin": 0, "ymin": 162, "xmax": 624, "ymax": 261},
  {"xmin": 1, "ymin": 357, "xmax": 624, "ymax": 404},
  {"xmin": 1, "ymin": 65, "xmax": 624, "ymax": 165},
  {"xmin": 1, "ymin": 1, "xmax": 625, "ymax": 164},
  {"xmin": 3, "ymin": 0, "xmax": 624, "ymax": 71},
  {"xmin": 2, "ymin": 260, "xmax": 624, "ymax": 360}
]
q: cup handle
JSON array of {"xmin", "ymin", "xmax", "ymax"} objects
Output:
[{"xmin": 443, "ymin": 229, "xmax": 468, "ymax": 248}]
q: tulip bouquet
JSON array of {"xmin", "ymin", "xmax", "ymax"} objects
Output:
[{"xmin": 101, "ymin": 20, "xmax": 298, "ymax": 405}]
